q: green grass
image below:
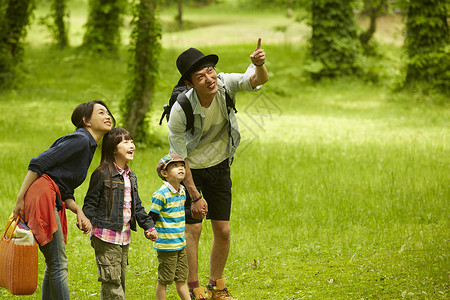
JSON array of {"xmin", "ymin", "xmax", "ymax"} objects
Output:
[{"xmin": 1, "ymin": 2, "xmax": 449, "ymax": 299}]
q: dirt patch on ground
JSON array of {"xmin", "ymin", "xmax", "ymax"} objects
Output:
[
  {"xmin": 163, "ymin": 13, "xmax": 405, "ymax": 48},
  {"xmin": 358, "ymin": 14, "xmax": 405, "ymax": 46}
]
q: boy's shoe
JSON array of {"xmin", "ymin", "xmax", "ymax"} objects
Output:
[
  {"xmin": 190, "ymin": 286, "xmax": 209, "ymax": 300},
  {"xmin": 206, "ymin": 278, "xmax": 234, "ymax": 300}
]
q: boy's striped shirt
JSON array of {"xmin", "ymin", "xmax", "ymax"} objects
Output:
[{"xmin": 150, "ymin": 182, "xmax": 186, "ymax": 251}]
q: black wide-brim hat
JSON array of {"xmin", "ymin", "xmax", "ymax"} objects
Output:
[{"xmin": 176, "ymin": 48, "xmax": 219, "ymax": 85}]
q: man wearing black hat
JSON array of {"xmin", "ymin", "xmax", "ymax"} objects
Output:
[{"xmin": 168, "ymin": 39, "xmax": 268, "ymax": 300}]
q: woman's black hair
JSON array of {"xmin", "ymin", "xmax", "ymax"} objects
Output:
[
  {"xmin": 97, "ymin": 127, "xmax": 133, "ymax": 212},
  {"xmin": 71, "ymin": 100, "xmax": 116, "ymax": 129}
]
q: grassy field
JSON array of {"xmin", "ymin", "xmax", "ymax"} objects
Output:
[{"xmin": 1, "ymin": 1, "xmax": 449, "ymax": 299}]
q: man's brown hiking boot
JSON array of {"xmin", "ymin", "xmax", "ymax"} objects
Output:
[
  {"xmin": 190, "ymin": 286, "xmax": 209, "ymax": 300},
  {"xmin": 206, "ymin": 278, "xmax": 234, "ymax": 300}
]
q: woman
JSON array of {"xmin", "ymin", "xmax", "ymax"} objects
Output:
[{"xmin": 13, "ymin": 100, "xmax": 115, "ymax": 300}]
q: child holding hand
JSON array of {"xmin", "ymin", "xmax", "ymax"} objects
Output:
[
  {"xmin": 83, "ymin": 128, "xmax": 157, "ymax": 299},
  {"xmin": 149, "ymin": 154, "xmax": 190, "ymax": 300}
]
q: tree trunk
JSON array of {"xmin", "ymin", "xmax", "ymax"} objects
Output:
[
  {"xmin": 359, "ymin": 8, "xmax": 377, "ymax": 45},
  {"xmin": 82, "ymin": 0, "xmax": 124, "ymax": 54},
  {"xmin": 310, "ymin": 0, "xmax": 361, "ymax": 79},
  {"xmin": 359, "ymin": 0, "xmax": 388, "ymax": 47},
  {"xmin": 404, "ymin": 0, "xmax": 449, "ymax": 91},
  {"xmin": 0, "ymin": 0, "xmax": 33, "ymax": 59},
  {"xmin": 52, "ymin": 0, "xmax": 69, "ymax": 49},
  {"xmin": 177, "ymin": 0, "xmax": 183, "ymax": 27},
  {"xmin": 122, "ymin": 0, "xmax": 161, "ymax": 141},
  {"xmin": 0, "ymin": 0, "xmax": 34, "ymax": 88}
]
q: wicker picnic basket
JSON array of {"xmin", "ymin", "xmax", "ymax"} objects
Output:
[{"xmin": 0, "ymin": 216, "xmax": 38, "ymax": 295}]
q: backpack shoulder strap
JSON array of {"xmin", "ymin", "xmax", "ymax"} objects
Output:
[
  {"xmin": 218, "ymin": 73, "xmax": 237, "ymax": 114},
  {"xmin": 159, "ymin": 84, "xmax": 189, "ymax": 126},
  {"xmin": 224, "ymin": 89, "xmax": 237, "ymax": 114},
  {"xmin": 176, "ymin": 92, "xmax": 194, "ymax": 132}
]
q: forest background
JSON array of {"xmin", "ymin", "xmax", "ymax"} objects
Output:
[{"xmin": 0, "ymin": 0, "xmax": 448, "ymax": 299}]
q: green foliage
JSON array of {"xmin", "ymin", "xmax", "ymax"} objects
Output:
[
  {"xmin": 121, "ymin": 0, "xmax": 162, "ymax": 144},
  {"xmin": 0, "ymin": 46, "xmax": 14, "ymax": 89},
  {"xmin": 82, "ymin": 0, "xmax": 126, "ymax": 54},
  {"xmin": 39, "ymin": 0, "xmax": 69, "ymax": 49},
  {"xmin": 0, "ymin": 0, "xmax": 6, "ymax": 25},
  {"xmin": 308, "ymin": 0, "xmax": 362, "ymax": 80},
  {"xmin": 0, "ymin": 0, "xmax": 35, "ymax": 89},
  {"xmin": 238, "ymin": 0, "xmax": 307, "ymax": 9},
  {"xmin": 164, "ymin": 0, "xmax": 216, "ymax": 5},
  {"xmin": 404, "ymin": 0, "xmax": 449, "ymax": 95}
]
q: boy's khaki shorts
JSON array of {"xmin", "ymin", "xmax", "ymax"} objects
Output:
[{"xmin": 157, "ymin": 248, "xmax": 188, "ymax": 285}]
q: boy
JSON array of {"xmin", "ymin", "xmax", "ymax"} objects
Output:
[{"xmin": 149, "ymin": 154, "xmax": 191, "ymax": 300}]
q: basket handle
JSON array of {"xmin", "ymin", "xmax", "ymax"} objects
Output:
[{"xmin": 2, "ymin": 215, "xmax": 22, "ymax": 240}]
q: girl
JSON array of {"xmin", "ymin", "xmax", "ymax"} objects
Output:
[
  {"xmin": 82, "ymin": 127, "xmax": 157, "ymax": 299},
  {"xmin": 13, "ymin": 100, "xmax": 115, "ymax": 299}
]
